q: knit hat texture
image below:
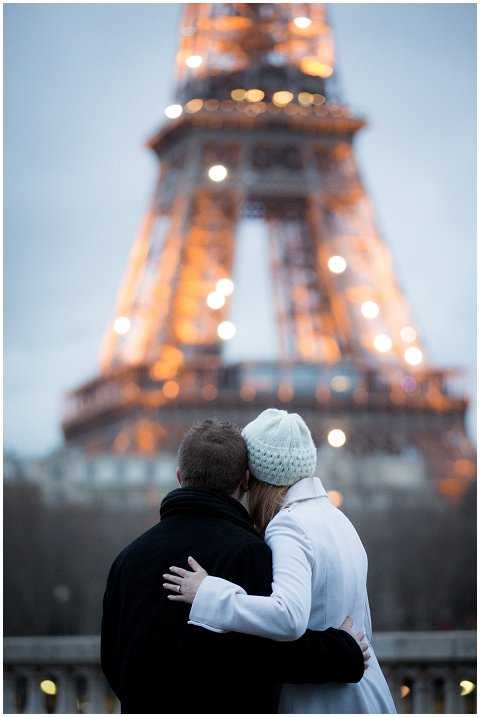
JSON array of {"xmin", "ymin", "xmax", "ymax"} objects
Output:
[{"xmin": 242, "ymin": 408, "xmax": 317, "ymax": 487}]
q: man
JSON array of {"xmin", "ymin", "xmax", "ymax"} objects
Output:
[{"xmin": 101, "ymin": 419, "xmax": 366, "ymax": 714}]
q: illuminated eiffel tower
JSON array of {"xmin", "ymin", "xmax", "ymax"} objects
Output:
[{"xmin": 62, "ymin": 3, "xmax": 474, "ymax": 503}]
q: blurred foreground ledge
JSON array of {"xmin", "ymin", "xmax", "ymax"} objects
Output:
[{"xmin": 3, "ymin": 631, "xmax": 476, "ymax": 714}]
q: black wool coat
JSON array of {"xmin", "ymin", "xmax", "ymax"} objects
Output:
[{"xmin": 101, "ymin": 487, "xmax": 364, "ymax": 714}]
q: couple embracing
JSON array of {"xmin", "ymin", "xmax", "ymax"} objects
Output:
[{"xmin": 101, "ymin": 408, "xmax": 396, "ymax": 714}]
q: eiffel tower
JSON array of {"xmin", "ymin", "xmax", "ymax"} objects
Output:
[{"xmin": 62, "ymin": 3, "xmax": 475, "ymax": 503}]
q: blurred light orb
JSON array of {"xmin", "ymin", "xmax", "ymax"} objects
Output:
[
  {"xmin": 113, "ymin": 316, "xmax": 131, "ymax": 335},
  {"xmin": 298, "ymin": 91, "xmax": 314, "ymax": 106},
  {"xmin": 185, "ymin": 98, "xmax": 203, "ymax": 113},
  {"xmin": 301, "ymin": 59, "xmax": 334, "ymax": 78},
  {"xmin": 294, "ymin": 16, "xmax": 312, "ymax": 29},
  {"xmin": 216, "ymin": 278, "xmax": 234, "ymax": 296},
  {"xmin": 404, "ymin": 346, "xmax": 423, "ymax": 366},
  {"xmin": 374, "ymin": 333, "xmax": 392, "ymax": 353},
  {"xmin": 217, "ymin": 321, "xmax": 236, "ymax": 340},
  {"xmin": 164, "ymin": 104, "xmax": 183, "ymax": 119},
  {"xmin": 208, "ymin": 164, "xmax": 228, "ymax": 182},
  {"xmin": 231, "ymin": 88, "xmax": 246, "ymax": 101},
  {"xmin": 40, "ymin": 680, "xmax": 57, "ymax": 696},
  {"xmin": 206, "ymin": 291, "xmax": 226, "ymax": 310},
  {"xmin": 162, "ymin": 380, "xmax": 180, "ymax": 399},
  {"xmin": 328, "ymin": 490, "xmax": 343, "ymax": 507},
  {"xmin": 186, "ymin": 54, "xmax": 203, "ymax": 68},
  {"xmin": 327, "ymin": 429, "xmax": 346, "ymax": 448},
  {"xmin": 460, "ymin": 680, "xmax": 475, "ymax": 697},
  {"xmin": 331, "ymin": 375, "xmax": 351, "ymax": 392},
  {"xmin": 272, "ymin": 90, "xmax": 294, "ymax": 107},
  {"xmin": 312, "ymin": 93, "xmax": 326, "ymax": 106},
  {"xmin": 361, "ymin": 300, "xmax": 380, "ymax": 319},
  {"xmin": 400, "ymin": 325, "xmax": 417, "ymax": 343},
  {"xmin": 328, "ymin": 255, "xmax": 347, "ymax": 274},
  {"xmin": 278, "ymin": 384, "xmax": 294, "ymax": 402},
  {"xmin": 245, "ymin": 88, "xmax": 265, "ymax": 103}
]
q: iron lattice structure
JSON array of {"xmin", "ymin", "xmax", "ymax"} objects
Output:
[{"xmin": 63, "ymin": 3, "xmax": 474, "ymax": 502}]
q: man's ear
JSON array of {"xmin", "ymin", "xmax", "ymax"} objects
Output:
[
  {"xmin": 176, "ymin": 468, "xmax": 183, "ymax": 487},
  {"xmin": 240, "ymin": 468, "xmax": 250, "ymax": 493}
]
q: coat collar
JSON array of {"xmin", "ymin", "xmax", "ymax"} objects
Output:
[
  {"xmin": 282, "ymin": 476, "xmax": 328, "ymax": 508},
  {"xmin": 160, "ymin": 487, "xmax": 258, "ymax": 536}
]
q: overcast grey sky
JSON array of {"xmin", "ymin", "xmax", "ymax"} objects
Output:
[{"xmin": 5, "ymin": 3, "xmax": 475, "ymax": 455}]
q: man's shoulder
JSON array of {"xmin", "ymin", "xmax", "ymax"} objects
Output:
[{"xmin": 109, "ymin": 522, "xmax": 163, "ymax": 573}]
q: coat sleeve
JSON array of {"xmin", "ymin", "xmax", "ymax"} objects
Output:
[
  {"xmin": 189, "ymin": 510, "xmax": 313, "ymax": 640},
  {"xmin": 189, "ymin": 531, "xmax": 364, "ymax": 685}
]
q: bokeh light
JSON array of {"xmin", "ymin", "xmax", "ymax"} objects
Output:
[
  {"xmin": 328, "ymin": 255, "xmax": 347, "ymax": 274},
  {"xmin": 113, "ymin": 316, "xmax": 131, "ymax": 335},
  {"xmin": 217, "ymin": 321, "xmax": 236, "ymax": 340},
  {"xmin": 327, "ymin": 429, "xmax": 347, "ymax": 448}
]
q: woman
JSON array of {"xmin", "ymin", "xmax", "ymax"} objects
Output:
[{"xmin": 163, "ymin": 408, "xmax": 396, "ymax": 714}]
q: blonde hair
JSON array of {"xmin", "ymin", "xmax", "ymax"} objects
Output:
[{"xmin": 248, "ymin": 474, "xmax": 289, "ymax": 534}]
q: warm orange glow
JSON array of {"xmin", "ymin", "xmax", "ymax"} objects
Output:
[
  {"xmin": 136, "ymin": 420, "xmax": 157, "ymax": 454},
  {"xmin": 300, "ymin": 58, "xmax": 333, "ymax": 78},
  {"xmin": 312, "ymin": 94, "xmax": 326, "ymax": 106},
  {"xmin": 278, "ymin": 383, "xmax": 294, "ymax": 402},
  {"xmin": 202, "ymin": 384, "xmax": 218, "ymax": 401},
  {"xmin": 438, "ymin": 477, "xmax": 467, "ymax": 500},
  {"xmin": 298, "ymin": 91, "xmax": 314, "ymax": 106},
  {"xmin": 162, "ymin": 380, "xmax": 180, "ymax": 399},
  {"xmin": 328, "ymin": 490, "xmax": 343, "ymax": 507},
  {"xmin": 272, "ymin": 91, "xmax": 294, "ymax": 107},
  {"xmin": 150, "ymin": 346, "xmax": 184, "ymax": 381},
  {"xmin": 240, "ymin": 384, "xmax": 256, "ymax": 401},
  {"xmin": 231, "ymin": 88, "xmax": 246, "ymax": 101},
  {"xmin": 454, "ymin": 459, "xmax": 476, "ymax": 478},
  {"xmin": 245, "ymin": 89, "xmax": 265, "ymax": 103},
  {"xmin": 185, "ymin": 98, "xmax": 204, "ymax": 113}
]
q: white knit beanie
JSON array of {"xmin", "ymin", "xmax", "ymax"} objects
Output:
[{"xmin": 242, "ymin": 408, "xmax": 317, "ymax": 487}]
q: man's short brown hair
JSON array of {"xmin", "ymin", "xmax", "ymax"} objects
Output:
[{"xmin": 177, "ymin": 419, "xmax": 248, "ymax": 496}]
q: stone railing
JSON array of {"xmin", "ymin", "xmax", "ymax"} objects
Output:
[{"xmin": 3, "ymin": 631, "xmax": 476, "ymax": 714}]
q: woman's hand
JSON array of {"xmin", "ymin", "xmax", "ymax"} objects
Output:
[
  {"xmin": 163, "ymin": 556, "xmax": 208, "ymax": 604},
  {"xmin": 340, "ymin": 616, "xmax": 370, "ymax": 670}
]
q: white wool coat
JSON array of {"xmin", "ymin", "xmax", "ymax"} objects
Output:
[{"xmin": 189, "ymin": 476, "xmax": 396, "ymax": 714}]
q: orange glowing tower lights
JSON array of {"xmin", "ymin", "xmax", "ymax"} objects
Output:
[{"xmin": 63, "ymin": 4, "xmax": 474, "ymax": 503}]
